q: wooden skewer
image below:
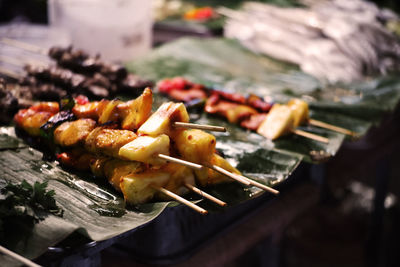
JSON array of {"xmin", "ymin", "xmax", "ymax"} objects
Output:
[
  {"xmin": 308, "ymin": 119, "xmax": 358, "ymax": 137},
  {"xmin": 157, "ymin": 154, "xmax": 204, "ymax": 170},
  {"xmin": 237, "ymin": 175, "xmax": 279, "ymax": 195},
  {"xmin": 0, "ymin": 245, "xmax": 42, "ymax": 267},
  {"xmin": 1, "ymin": 38, "xmax": 47, "ymax": 55},
  {"xmin": 291, "ymin": 129, "xmax": 329, "ymax": 144},
  {"xmin": 155, "ymin": 186, "xmax": 208, "ymax": 214},
  {"xmin": 184, "ymin": 182, "xmax": 227, "ymax": 206},
  {"xmin": 206, "ymin": 164, "xmax": 251, "ymax": 185},
  {"xmin": 173, "ymin": 122, "xmax": 226, "ymax": 132},
  {"xmin": 0, "ymin": 66, "xmax": 20, "ymax": 79},
  {"xmin": 160, "ymin": 154, "xmax": 277, "ymax": 196}
]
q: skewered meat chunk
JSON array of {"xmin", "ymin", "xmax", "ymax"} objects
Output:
[
  {"xmin": 14, "ymin": 109, "xmax": 53, "ymax": 136},
  {"xmin": 72, "ymin": 101, "xmax": 100, "ymax": 120},
  {"xmin": 85, "ymin": 127, "xmax": 137, "ymax": 158},
  {"xmin": 257, "ymin": 104, "xmax": 295, "ymax": 140},
  {"xmin": 226, "ymin": 104, "xmax": 258, "ymax": 124},
  {"xmin": 14, "ymin": 102, "xmax": 59, "ymax": 136},
  {"xmin": 138, "ymin": 102, "xmax": 190, "ymax": 137},
  {"xmin": 117, "ymin": 88, "xmax": 153, "ymax": 131},
  {"xmin": 174, "ymin": 129, "xmax": 216, "ymax": 186},
  {"xmin": 240, "ymin": 113, "xmax": 267, "ymax": 131},
  {"xmin": 54, "ymin": 119, "xmax": 96, "ymax": 147},
  {"xmin": 119, "ymin": 135, "xmax": 170, "ymax": 165},
  {"xmin": 205, "ymin": 93, "xmax": 258, "ymax": 124},
  {"xmin": 247, "ymin": 94, "xmax": 273, "ymax": 113},
  {"xmin": 287, "ymin": 99, "xmax": 309, "ymax": 127}
]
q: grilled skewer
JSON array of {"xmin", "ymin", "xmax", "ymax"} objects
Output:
[
  {"xmin": 14, "ymin": 91, "xmax": 277, "ymax": 211},
  {"xmin": 14, "ymin": 105, "xmax": 211, "ymax": 212},
  {"xmin": 14, "ymin": 90, "xmax": 279, "ymax": 203},
  {"xmin": 158, "ymin": 77, "xmax": 356, "ymax": 140}
]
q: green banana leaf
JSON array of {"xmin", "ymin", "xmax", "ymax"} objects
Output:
[
  {"xmin": 0, "ymin": 116, "xmax": 301, "ymax": 261},
  {"xmin": 127, "ymin": 37, "xmax": 400, "ymax": 162}
]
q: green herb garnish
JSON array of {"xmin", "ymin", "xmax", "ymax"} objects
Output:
[{"xmin": 0, "ymin": 180, "xmax": 63, "ymax": 239}]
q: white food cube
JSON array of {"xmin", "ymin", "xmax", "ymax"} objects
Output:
[
  {"xmin": 287, "ymin": 99, "xmax": 309, "ymax": 127},
  {"xmin": 120, "ymin": 170, "xmax": 170, "ymax": 205},
  {"xmin": 257, "ymin": 104, "xmax": 295, "ymax": 140},
  {"xmin": 137, "ymin": 102, "xmax": 189, "ymax": 137},
  {"xmin": 119, "ymin": 134, "xmax": 170, "ymax": 165}
]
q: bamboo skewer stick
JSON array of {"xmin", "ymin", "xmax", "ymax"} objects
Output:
[
  {"xmin": 173, "ymin": 122, "xmax": 226, "ymax": 132},
  {"xmin": 206, "ymin": 164, "xmax": 251, "ymax": 185},
  {"xmin": 0, "ymin": 245, "xmax": 42, "ymax": 267},
  {"xmin": 291, "ymin": 129, "xmax": 329, "ymax": 144},
  {"xmin": 184, "ymin": 182, "xmax": 227, "ymax": 206},
  {"xmin": 1, "ymin": 38, "xmax": 47, "ymax": 55},
  {"xmin": 238, "ymin": 175, "xmax": 279, "ymax": 195},
  {"xmin": 160, "ymin": 155, "xmax": 278, "ymax": 195},
  {"xmin": 155, "ymin": 186, "xmax": 208, "ymax": 214},
  {"xmin": 308, "ymin": 119, "xmax": 358, "ymax": 137},
  {"xmin": 157, "ymin": 154, "xmax": 204, "ymax": 170}
]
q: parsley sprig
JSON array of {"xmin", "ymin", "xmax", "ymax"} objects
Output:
[{"xmin": 0, "ymin": 180, "xmax": 63, "ymax": 238}]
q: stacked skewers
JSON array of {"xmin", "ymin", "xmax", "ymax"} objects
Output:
[
  {"xmin": 14, "ymin": 88, "xmax": 279, "ymax": 214},
  {"xmin": 158, "ymin": 77, "xmax": 358, "ymax": 144}
]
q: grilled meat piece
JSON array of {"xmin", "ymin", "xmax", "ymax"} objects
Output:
[
  {"xmin": 84, "ymin": 127, "xmax": 137, "ymax": 158},
  {"xmin": 54, "ymin": 118, "xmax": 97, "ymax": 147}
]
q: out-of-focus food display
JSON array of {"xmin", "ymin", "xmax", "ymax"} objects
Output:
[
  {"xmin": 158, "ymin": 77, "xmax": 355, "ymax": 142},
  {"xmin": 0, "ymin": 43, "xmax": 152, "ymax": 124},
  {"xmin": 222, "ymin": 0, "xmax": 400, "ymax": 82}
]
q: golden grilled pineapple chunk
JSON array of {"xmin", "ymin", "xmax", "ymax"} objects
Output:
[
  {"xmin": 98, "ymin": 99, "xmax": 122, "ymax": 124},
  {"xmin": 54, "ymin": 119, "xmax": 96, "ymax": 147},
  {"xmin": 287, "ymin": 99, "xmax": 309, "ymax": 127},
  {"xmin": 174, "ymin": 129, "xmax": 216, "ymax": 187},
  {"xmin": 207, "ymin": 153, "xmax": 241, "ymax": 185},
  {"xmin": 160, "ymin": 163, "xmax": 195, "ymax": 197},
  {"xmin": 137, "ymin": 102, "xmax": 189, "ymax": 137},
  {"xmin": 103, "ymin": 160, "xmax": 143, "ymax": 191},
  {"xmin": 120, "ymin": 169, "xmax": 170, "ymax": 205},
  {"xmin": 119, "ymin": 134, "xmax": 170, "ymax": 165},
  {"xmin": 257, "ymin": 104, "xmax": 295, "ymax": 140},
  {"xmin": 118, "ymin": 88, "xmax": 153, "ymax": 131}
]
